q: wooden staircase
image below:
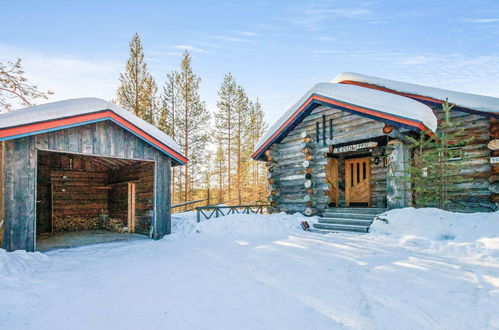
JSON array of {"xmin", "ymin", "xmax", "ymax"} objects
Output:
[{"xmin": 313, "ymin": 207, "xmax": 387, "ymax": 233}]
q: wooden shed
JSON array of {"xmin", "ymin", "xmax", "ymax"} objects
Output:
[
  {"xmin": 0, "ymin": 98, "xmax": 187, "ymax": 252},
  {"xmin": 253, "ymin": 72, "xmax": 498, "ymax": 230}
]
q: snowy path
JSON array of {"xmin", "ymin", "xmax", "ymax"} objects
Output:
[{"xmin": 1, "ymin": 209, "xmax": 498, "ymax": 329}]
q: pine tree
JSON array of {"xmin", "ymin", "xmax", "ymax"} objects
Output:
[
  {"xmin": 117, "ymin": 33, "xmax": 158, "ymax": 125},
  {"xmin": 247, "ymin": 98, "xmax": 267, "ymax": 202},
  {"xmin": 405, "ymin": 100, "xmax": 472, "ymax": 210},
  {"xmin": 234, "ymin": 85, "xmax": 250, "ymax": 204},
  {"xmin": 159, "ymin": 71, "xmax": 179, "ymax": 203},
  {"xmin": 214, "ymin": 141, "xmax": 226, "ymax": 203},
  {"xmin": 175, "ymin": 51, "xmax": 211, "ymax": 203},
  {"xmin": 215, "ymin": 73, "xmax": 237, "ymax": 203}
]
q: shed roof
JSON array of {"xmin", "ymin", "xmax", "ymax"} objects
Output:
[
  {"xmin": 0, "ymin": 98, "xmax": 188, "ymax": 165},
  {"xmin": 252, "ymin": 82, "xmax": 437, "ymax": 160},
  {"xmin": 333, "ymin": 72, "xmax": 499, "ymax": 115}
]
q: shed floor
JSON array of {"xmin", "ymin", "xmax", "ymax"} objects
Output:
[{"xmin": 37, "ymin": 230, "xmax": 147, "ymax": 251}]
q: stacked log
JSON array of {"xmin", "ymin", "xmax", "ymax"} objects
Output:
[
  {"xmin": 490, "ymin": 118, "xmax": 499, "ymax": 207},
  {"xmin": 301, "ymin": 132, "xmax": 318, "ymax": 216},
  {"xmin": 53, "ymin": 216, "xmax": 100, "ymax": 232},
  {"xmin": 265, "ymin": 148, "xmax": 281, "ymax": 213}
]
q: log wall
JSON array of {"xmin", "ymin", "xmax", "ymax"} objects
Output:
[
  {"xmin": 416, "ymin": 107, "xmax": 495, "ymax": 212},
  {"xmin": 268, "ymin": 106, "xmax": 389, "ymax": 215},
  {"xmin": 2, "ymin": 121, "xmax": 172, "ymax": 251},
  {"xmin": 266, "ymin": 104, "xmax": 497, "ymax": 215}
]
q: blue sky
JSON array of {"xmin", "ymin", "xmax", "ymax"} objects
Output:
[{"xmin": 2, "ymin": 0, "xmax": 499, "ymax": 123}]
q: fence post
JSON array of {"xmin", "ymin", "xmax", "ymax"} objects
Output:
[{"xmin": 197, "ymin": 209, "xmax": 200, "ymax": 223}]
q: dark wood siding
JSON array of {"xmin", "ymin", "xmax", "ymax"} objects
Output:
[
  {"xmin": 0, "ymin": 142, "xmax": 4, "ymax": 246},
  {"xmin": 2, "ymin": 121, "xmax": 172, "ymax": 252}
]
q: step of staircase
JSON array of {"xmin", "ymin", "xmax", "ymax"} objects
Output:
[
  {"xmin": 318, "ymin": 217, "xmax": 373, "ymax": 226},
  {"xmin": 322, "ymin": 212, "xmax": 375, "ymax": 220},
  {"xmin": 313, "ymin": 207, "xmax": 387, "ymax": 233},
  {"xmin": 324, "ymin": 207, "xmax": 387, "ymax": 215},
  {"xmin": 313, "ymin": 222, "xmax": 370, "ymax": 233}
]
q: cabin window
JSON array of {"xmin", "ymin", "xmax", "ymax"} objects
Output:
[
  {"xmin": 322, "ymin": 115, "xmax": 327, "ymax": 145},
  {"xmin": 329, "ymin": 118, "xmax": 333, "ymax": 140},
  {"xmin": 316, "ymin": 122, "xmax": 320, "ymax": 143}
]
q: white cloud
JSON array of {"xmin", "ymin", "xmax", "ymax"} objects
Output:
[
  {"xmin": 237, "ymin": 31, "xmax": 258, "ymax": 37},
  {"xmin": 0, "ymin": 44, "xmax": 121, "ymax": 108},
  {"xmin": 464, "ymin": 18, "xmax": 499, "ymax": 24},
  {"xmin": 213, "ymin": 35, "xmax": 250, "ymax": 43},
  {"xmin": 172, "ymin": 45, "xmax": 210, "ymax": 53},
  {"xmin": 282, "ymin": 2, "xmax": 373, "ymax": 31}
]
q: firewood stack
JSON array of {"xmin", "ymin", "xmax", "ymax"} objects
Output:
[
  {"xmin": 490, "ymin": 118, "xmax": 499, "ymax": 206},
  {"xmin": 301, "ymin": 132, "xmax": 317, "ymax": 216},
  {"xmin": 265, "ymin": 147, "xmax": 280, "ymax": 213},
  {"xmin": 101, "ymin": 217, "xmax": 129, "ymax": 233},
  {"xmin": 53, "ymin": 216, "xmax": 100, "ymax": 232},
  {"xmin": 53, "ymin": 216, "xmax": 128, "ymax": 233}
]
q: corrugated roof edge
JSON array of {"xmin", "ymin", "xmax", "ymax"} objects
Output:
[{"xmin": 0, "ymin": 98, "xmax": 188, "ymax": 165}]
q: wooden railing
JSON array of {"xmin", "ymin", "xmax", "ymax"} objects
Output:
[
  {"xmin": 196, "ymin": 204, "xmax": 268, "ymax": 223},
  {"xmin": 171, "ymin": 199, "xmax": 208, "ymax": 212}
]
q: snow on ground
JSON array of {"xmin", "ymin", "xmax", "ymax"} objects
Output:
[{"xmin": 1, "ymin": 208, "xmax": 498, "ymax": 330}]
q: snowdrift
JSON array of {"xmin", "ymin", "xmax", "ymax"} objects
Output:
[{"xmin": 371, "ymin": 207, "xmax": 499, "ymax": 257}]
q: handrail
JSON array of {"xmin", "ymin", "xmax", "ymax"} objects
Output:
[
  {"xmin": 172, "ymin": 199, "xmax": 207, "ymax": 208},
  {"xmin": 196, "ymin": 204, "xmax": 269, "ymax": 223}
]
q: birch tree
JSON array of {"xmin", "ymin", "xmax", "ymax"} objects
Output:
[{"xmin": 117, "ymin": 33, "xmax": 158, "ymax": 125}]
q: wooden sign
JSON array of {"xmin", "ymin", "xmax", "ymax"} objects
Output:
[
  {"xmin": 333, "ymin": 141, "xmax": 377, "ymax": 154},
  {"xmin": 491, "ymin": 157, "xmax": 499, "ymax": 164}
]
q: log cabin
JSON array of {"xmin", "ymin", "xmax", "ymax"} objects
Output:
[
  {"xmin": 0, "ymin": 98, "xmax": 187, "ymax": 251},
  {"xmin": 252, "ymin": 73, "xmax": 499, "ymax": 232}
]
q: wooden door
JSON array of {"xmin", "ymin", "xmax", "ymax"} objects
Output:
[
  {"xmin": 345, "ymin": 157, "xmax": 371, "ymax": 206},
  {"xmin": 326, "ymin": 158, "xmax": 339, "ymax": 206},
  {"xmin": 127, "ymin": 182, "xmax": 136, "ymax": 233}
]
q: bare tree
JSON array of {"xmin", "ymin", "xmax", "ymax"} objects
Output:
[{"xmin": 0, "ymin": 59, "xmax": 53, "ymax": 112}]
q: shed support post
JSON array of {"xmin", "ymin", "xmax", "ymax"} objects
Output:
[
  {"xmin": 386, "ymin": 139, "xmax": 411, "ymax": 209},
  {"xmin": 2, "ymin": 138, "xmax": 37, "ymax": 252}
]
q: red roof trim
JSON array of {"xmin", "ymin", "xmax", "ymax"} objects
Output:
[
  {"xmin": 251, "ymin": 95, "xmax": 433, "ymax": 160},
  {"xmin": 338, "ymin": 80, "xmax": 446, "ymax": 105},
  {"xmin": 0, "ymin": 110, "xmax": 188, "ymax": 164}
]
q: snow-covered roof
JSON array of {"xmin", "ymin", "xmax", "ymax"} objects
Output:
[
  {"xmin": 252, "ymin": 83, "xmax": 437, "ymax": 160},
  {"xmin": 333, "ymin": 72, "xmax": 499, "ymax": 114},
  {"xmin": 0, "ymin": 98, "xmax": 187, "ymax": 165}
]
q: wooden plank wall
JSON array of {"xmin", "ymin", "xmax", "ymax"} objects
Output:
[
  {"xmin": 37, "ymin": 151, "xmax": 111, "ymax": 233},
  {"xmin": 2, "ymin": 137, "xmax": 37, "ymax": 251},
  {"xmin": 0, "ymin": 142, "xmax": 4, "ymax": 246},
  {"xmin": 108, "ymin": 162, "xmax": 154, "ymax": 235},
  {"xmin": 270, "ymin": 105, "xmax": 388, "ymax": 214},
  {"xmin": 2, "ymin": 121, "xmax": 173, "ymax": 251},
  {"xmin": 108, "ymin": 183, "xmax": 129, "ymax": 223},
  {"xmin": 51, "ymin": 171, "xmax": 108, "ymax": 218}
]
